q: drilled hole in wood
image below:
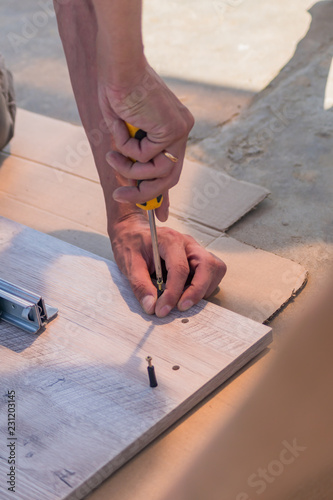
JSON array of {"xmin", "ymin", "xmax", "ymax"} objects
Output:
[
  {"xmin": 181, "ymin": 318, "xmax": 189, "ymax": 324},
  {"xmin": 172, "ymin": 365, "xmax": 180, "ymax": 370}
]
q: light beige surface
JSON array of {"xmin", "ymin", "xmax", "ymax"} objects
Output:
[
  {"xmin": 169, "ymin": 158, "xmax": 269, "ymax": 231},
  {"xmin": 0, "ymin": 151, "xmax": 108, "ymax": 234},
  {"xmin": 206, "ymin": 234, "xmax": 307, "ymax": 322},
  {"xmin": 0, "ymin": 217, "xmax": 272, "ymax": 500},
  {"xmin": 0, "ymin": 110, "xmax": 307, "ymax": 323},
  {"xmin": 3, "ymin": 109, "xmax": 100, "ymax": 183},
  {"xmin": 143, "ymin": 0, "xmax": 314, "ymax": 91},
  {"xmin": 4, "ymin": 108, "xmax": 270, "ymax": 231}
]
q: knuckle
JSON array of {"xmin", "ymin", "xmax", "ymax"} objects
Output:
[
  {"xmin": 159, "ymin": 227, "xmax": 178, "ymax": 241},
  {"xmin": 185, "ymin": 110, "xmax": 195, "ymax": 131},
  {"xmin": 176, "ymin": 262, "xmax": 190, "ymax": 280},
  {"xmin": 113, "ymin": 134, "xmax": 124, "ymax": 150},
  {"xmin": 209, "ymin": 253, "xmax": 227, "ymax": 279},
  {"xmin": 174, "ymin": 118, "xmax": 189, "ymax": 139},
  {"xmin": 218, "ymin": 260, "xmax": 227, "ymax": 277},
  {"xmin": 183, "ymin": 234, "xmax": 197, "ymax": 245}
]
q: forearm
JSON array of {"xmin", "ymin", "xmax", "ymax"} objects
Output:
[
  {"xmin": 55, "ymin": 0, "xmax": 193, "ymax": 227},
  {"xmin": 92, "ymin": 0, "xmax": 146, "ymax": 89},
  {"xmin": 53, "ymin": 0, "xmax": 144, "ymax": 230}
]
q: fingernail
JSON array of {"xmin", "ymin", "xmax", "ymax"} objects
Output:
[
  {"xmin": 178, "ymin": 299, "xmax": 194, "ymax": 312},
  {"xmin": 158, "ymin": 305, "xmax": 172, "ymax": 318},
  {"xmin": 142, "ymin": 295, "xmax": 156, "ymax": 314},
  {"xmin": 113, "ymin": 192, "xmax": 126, "ymax": 203},
  {"xmin": 106, "ymin": 154, "xmax": 116, "ymax": 168}
]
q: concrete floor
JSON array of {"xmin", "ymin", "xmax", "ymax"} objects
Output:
[{"xmin": 0, "ymin": 0, "xmax": 332, "ymax": 336}]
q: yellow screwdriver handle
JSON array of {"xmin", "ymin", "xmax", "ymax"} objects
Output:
[{"xmin": 125, "ymin": 123, "xmax": 163, "ymax": 211}]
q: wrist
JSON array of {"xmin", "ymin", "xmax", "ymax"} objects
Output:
[
  {"xmin": 98, "ymin": 54, "xmax": 148, "ymax": 99},
  {"xmin": 108, "ymin": 210, "xmax": 148, "ymax": 241}
]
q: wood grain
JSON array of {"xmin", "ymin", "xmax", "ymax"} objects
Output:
[{"xmin": 0, "ymin": 217, "xmax": 272, "ymax": 499}]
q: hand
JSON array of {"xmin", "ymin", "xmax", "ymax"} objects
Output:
[
  {"xmin": 109, "ymin": 215, "xmax": 227, "ymax": 317},
  {"xmin": 98, "ymin": 63, "xmax": 194, "ymax": 222}
]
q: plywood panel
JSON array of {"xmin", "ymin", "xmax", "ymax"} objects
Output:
[{"xmin": 0, "ymin": 217, "xmax": 272, "ymax": 500}]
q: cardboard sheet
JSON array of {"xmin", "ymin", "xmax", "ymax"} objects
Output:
[{"xmin": 162, "ymin": 217, "xmax": 307, "ymax": 323}]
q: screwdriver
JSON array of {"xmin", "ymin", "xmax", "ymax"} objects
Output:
[{"xmin": 125, "ymin": 123, "xmax": 164, "ymax": 298}]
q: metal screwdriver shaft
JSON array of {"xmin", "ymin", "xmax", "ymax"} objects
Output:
[{"xmin": 148, "ymin": 210, "xmax": 163, "ymax": 297}]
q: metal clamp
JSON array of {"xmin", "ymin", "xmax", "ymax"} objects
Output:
[{"xmin": 0, "ymin": 278, "xmax": 58, "ymax": 334}]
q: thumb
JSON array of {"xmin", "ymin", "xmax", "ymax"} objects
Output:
[{"xmin": 128, "ymin": 256, "xmax": 158, "ymax": 314}]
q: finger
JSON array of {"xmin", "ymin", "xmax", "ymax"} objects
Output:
[
  {"xmin": 155, "ymin": 191, "xmax": 169, "ymax": 222},
  {"xmin": 178, "ymin": 251, "xmax": 227, "ymax": 311},
  {"xmin": 113, "ymin": 119, "xmax": 189, "ymax": 164},
  {"xmin": 155, "ymin": 238, "xmax": 190, "ymax": 318},
  {"xmin": 112, "ymin": 170, "xmax": 180, "ymax": 205},
  {"xmin": 127, "ymin": 254, "xmax": 159, "ymax": 314},
  {"xmin": 106, "ymin": 151, "xmax": 173, "ymax": 180},
  {"xmin": 203, "ymin": 253, "xmax": 227, "ymax": 297}
]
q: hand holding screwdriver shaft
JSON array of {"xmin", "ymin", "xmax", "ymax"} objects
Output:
[{"xmin": 125, "ymin": 122, "xmax": 164, "ymax": 297}]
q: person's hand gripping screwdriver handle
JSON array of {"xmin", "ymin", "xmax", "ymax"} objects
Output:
[{"xmin": 125, "ymin": 122, "xmax": 169, "ymax": 298}]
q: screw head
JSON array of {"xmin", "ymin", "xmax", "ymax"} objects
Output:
[{"xmin": 146, "ymin": 356, "xmax": 153, "ymax": 367}]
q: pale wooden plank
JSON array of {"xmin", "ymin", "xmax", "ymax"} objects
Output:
[{"xmin": 0, "ymin": 217, "xmax": 272, "ymax": 500}]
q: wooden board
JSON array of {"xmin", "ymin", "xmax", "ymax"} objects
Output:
[{"xmin": 0, "ymin": 217, "xmax": 272, "ymax": 500}]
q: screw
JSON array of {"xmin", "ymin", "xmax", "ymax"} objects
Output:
[{"xmin": 145, "ymin": 355, "xmax": 158, "ymax": 388}]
